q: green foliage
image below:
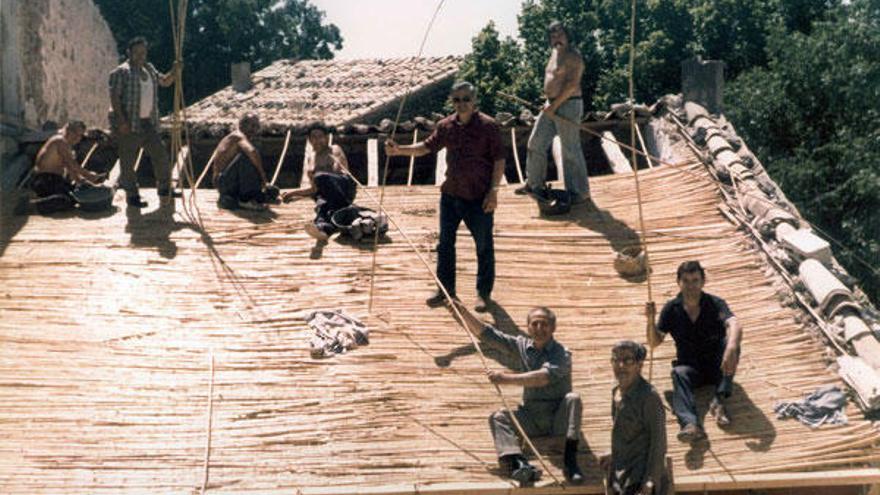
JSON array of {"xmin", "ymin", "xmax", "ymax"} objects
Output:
[
  {"xmin": 727, "ymin": 0, "xmax": 880, "ymax": 301},
  {"xmin": 94, "ymin": 0, "xmax": 342, "ymax": 113},
  {"xmin": 457, "ymin": 22, "xmax": 524, "ymax": 115}
]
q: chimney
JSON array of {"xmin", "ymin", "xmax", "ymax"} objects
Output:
[
  {"xmin": 681, "ymin": 56, "xmax": 725, "ymax": 114},
  {"xmin": 231, "ymin": 62, "xmax": 252, "ymax": 92}
]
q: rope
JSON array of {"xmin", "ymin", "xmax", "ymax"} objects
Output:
[
  {"xmin": 340, "ymin": 167, "xmax": 562, "ymax": 485},
  {"xmin": 626, "ymin": 0, "xmax": 656, "ymax": 383},
  {"xmin": 367, "ymin": 0, "xmax": 446, "ymax": 313}
]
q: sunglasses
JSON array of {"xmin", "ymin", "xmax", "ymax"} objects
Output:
[{"xmin": 451, "ymin": 96, "xmax": 473, "ymax": 103}]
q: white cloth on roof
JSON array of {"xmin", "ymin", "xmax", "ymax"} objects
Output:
[{"xmin": 307, "ymin": 309, "xmax": 369, "ymax": 358}]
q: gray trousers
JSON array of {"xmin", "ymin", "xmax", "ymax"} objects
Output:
[
  {"xmin": 116, "ymin": 119, "xmax": 171, "ymax": 195},
  {"xmin": 489, "ymin": 392, "xmax": 582, "ymax": 458}
]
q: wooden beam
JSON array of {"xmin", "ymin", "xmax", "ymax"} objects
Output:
[
  {"xmin": 297, "ymin": 468, "xmax": 880, "ymax": 495},
  {"xmin": 300, "ymin": 138, "xmax": 315, "ymax": 188},
  {"xmin": 367, "ymin": 138, "xmax": 378, "ymax": 187},
  {"xmin": 601, "ymin": 131, "xmax": 632, "ymax": 174},
  {"xmin": 551, "ymin": 136, "xmax": 564, "ymax": 185},
  {"xmin": 511, "ymin": 127, "xmax": 524, "ymax": 184},
  {"xmin": 435, "ymin": 148, "xmax": 447, "ymax": 186},
  {"xmin": 407, "ymin": 130, "xmax": 418, "ymax": 186}
]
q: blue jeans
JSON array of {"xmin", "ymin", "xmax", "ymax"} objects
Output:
[
  {"xmin": 437, "ymin": 193, "xmax": 494, "ymax": 298},
  {"xmin": 525, "ymin": 99, "xmax": 589, "ymax": 197},
  {"xmin": 671, "ymin": 363, "xmax": 734, "ymax": 428}
]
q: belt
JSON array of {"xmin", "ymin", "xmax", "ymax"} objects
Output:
[{"xmin": 549, "ymin": 96, "xmax": 582, "ymax": 104}]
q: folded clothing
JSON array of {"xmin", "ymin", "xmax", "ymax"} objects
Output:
[{"xmin": 307, "ymin": 309, "xmax": 369, "ymax": 358}]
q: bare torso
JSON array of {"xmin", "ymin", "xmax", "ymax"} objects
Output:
[
  {"xmin": 544, "ymin": 48, "xmax": 584, "ymax": 100},
  {"xmin": 307, "ymin": 144, "xmax": 348, "ymax": 179},
  {"xmin": 34, "ymin": 135, "xmax": 74, "ymax": 177},
  {"xmin": 212, "ymin": 131, "xmax": 248, "ymax": 176}
]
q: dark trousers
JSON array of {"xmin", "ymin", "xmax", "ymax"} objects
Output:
[
  {"xmin": 437, "ymin": 193, "xmax": 495, "ymax": 298},
  {"xmin": 671, "ymin": 363, "xmax": 734, "ymax": 427},
  {"xmin": 31, "ymin": 172, "xmax": 73, "ymax": 198},
  {"xmin": 116, "ymin": 119, "xmax": 170, "ymax": 195},
  {"xmin": 217, "ymin": 154, "xmax": 264, "ymax": 202},
  {"xmin": 313, "ymin": 172, "xmax": 356, "ymax": 235}
]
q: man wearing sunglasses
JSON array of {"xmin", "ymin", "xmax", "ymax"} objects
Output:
[
  {"xmin": 599, "ymin": 341, "xmax": 668, "ymax": 495},
  {"xmin": 515, "ymin": 21, "xmax": 589, "ymax": 204},
  {"xmin": 448, "ymin": 300, "xmax": 584, "ymax": 487},
  {"xmin": 385, "ymin": 81, "xmax": 505, "ymax": 312}
]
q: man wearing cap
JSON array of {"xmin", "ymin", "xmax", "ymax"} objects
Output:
[
  {"xmin": 385, "ymin": 81, "xmax": 505, "ymax": 312},
  {"xmin": 516, "ymin": 20, "xmax": 589, "ymax": 204},
  {"xmin": 599, "ymin": 340, "xmax": 668, "ymax": 495}
]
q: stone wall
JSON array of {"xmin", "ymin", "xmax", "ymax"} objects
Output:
[{"xmin": 1, "ymin": 0, "xmax": 118, "ymax": 129}]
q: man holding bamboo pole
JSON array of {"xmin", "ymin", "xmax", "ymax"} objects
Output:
[
  {"xmin": 449, "ymin": 300, "xmax": 585, "ymax": 486},
  {"xmin": 108, "ymin": 36, "xmax": 179, "ymax": 208},
  {"xmin": 515, "ymin": 21, "xmax": 589, "ymax": 204},
  {"xmin": 647, "ymin": 261, "xmax": 743, "ymax": 443},
  {"xmin": 385, "ymin": 81, "xmax": 504, "ymax": 312},
  {"xmin": 210, "ymin": 112, "xmax": 277, "ymax": 211}
]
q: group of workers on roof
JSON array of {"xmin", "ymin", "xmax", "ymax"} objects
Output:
[{"xmin": 28, "ymin": 20, "xmax": 745, "ymax": 493}]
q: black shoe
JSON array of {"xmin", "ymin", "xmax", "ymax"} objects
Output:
[
  {"xmin": 474, "ymin": 294, "xmax": 492, "ymax": 313},
  {"xmin": 425, "ymin": 291, "xmax": 451, "ymax": 308},
  {"xmin": 528, "ymin": 186, "xmax": 552, "ymax": 203},
  {"xmin": 508, "ymin": 455, "xmax": 541, "ymax": 487},
  {"xmin": 217, "ymin": 194, "xmax": 238, "ymax": 210},
  {"xmin": 564, "ymin": 439, "xmax": 584, "ymax": 485},
  {"xmin": 126, "ymin": 194, "xmax": 147, "ymax": 208},
  {"xmin": 157, "ymin": 188, "xmax": 182, "ymax": 198},
  {"xmin": 514, "ymin": 183, "xmax": 533, "ymax": 195}
]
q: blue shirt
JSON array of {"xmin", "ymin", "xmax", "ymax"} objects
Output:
[{"xmin": 480, "ymin": 325, "xmax": 572, "ymax": 402}]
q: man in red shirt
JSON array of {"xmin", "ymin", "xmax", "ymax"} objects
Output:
[{"xmin": 385, "ymin": 81, "xmax": 505, "ymax": 312}]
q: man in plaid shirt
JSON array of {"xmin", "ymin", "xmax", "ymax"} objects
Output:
[{"xmin": 109, "ymin": 36, "xmax": 178, "ymax": 208}]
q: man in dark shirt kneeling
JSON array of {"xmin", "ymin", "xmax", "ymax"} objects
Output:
[
  {"xmin": 449, "ymin": 300, "xmax": 584, "ymax": 487},
  {"xmin": 647, "ymin": 260, "xmax": 743, "ymax": 443},
  {"xmin": 600, "ymin": 341, "xmax": 668, "ymax": 495}
]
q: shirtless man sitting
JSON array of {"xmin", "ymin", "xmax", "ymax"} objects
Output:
[
  {"xmin": 31, "ymin": 121, "xmax": 105, "ymax": 211},
  {"xmin": 515, "ymin": 20, "xmax": 590, "ymax": 203},
  {"xmin": 282, "ymin": 121, "xmax": 355, "ymax": 241},
  {"xmin": 211, "ymin": 112, "xmax": 276, "ymax": 211}
]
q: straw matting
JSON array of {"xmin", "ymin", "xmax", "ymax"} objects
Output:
[{"xmin": 1, "ymin": 146, "xmax": 877, "ymax": 493}]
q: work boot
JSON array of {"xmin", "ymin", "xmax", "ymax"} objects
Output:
[
  {"xmin": 425, "ymin": 290, "xmax": 450, "ymax": 308},
  {"xmin": 474, "ymin": 294, "xmax": 492, "ymax": 313},
  {"xmin": 126, "ymin": 194, "xmax": 147, "ymax": 208},
  {"xmin": 710, "ymin": 399, "xmax": 731, "ymax": 427},
  {"xmin": 502, "ymin": 455, "xmax": 541, "ymax": 487},
  {"xmin": 528, "ymin": 186, "xmax": 552, "ymax": 204},
  {"xmin": 677, "ymin": 423, "xmax": 706, "ymax": 443},
  {"xmin": 563, "ymin": 439, "xmax": 584, "ymax": 485},
  {"xmin": 514, "ymin": 183, "xmax": 533, "ymax": 196}
]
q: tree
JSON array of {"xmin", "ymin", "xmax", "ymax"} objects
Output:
[
  {"xmin": 726, "ymin": 0, "xmax": 880, "ymax": 301},
  {"xmin": 457, "ymin": 22, "xmax": 523, "ymax": 116},
  {"xmin": 94, "ymin": 0, "xmax": 342, "ymax": 113}
]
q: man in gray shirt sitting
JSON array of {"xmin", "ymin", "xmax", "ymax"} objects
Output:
[{"xmin": 449, "ymin": 300, "xmax": 584, "ymax": 486}]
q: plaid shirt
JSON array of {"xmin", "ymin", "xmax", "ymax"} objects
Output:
[{"xmin": 108, "ymin": 61, "xmax": 160, "ymax": 133}]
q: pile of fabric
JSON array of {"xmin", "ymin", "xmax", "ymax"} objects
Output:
[
  {"xmin": 307, "ymin": 310, "xmax": 369, "ymax": 358},
  {"xmin": 774, "ymin": 385, "xmax": 848, "ymax": 427},
  {"xmin": 331, "ymin": 206, "xmax": 389, "ymax": 241}
]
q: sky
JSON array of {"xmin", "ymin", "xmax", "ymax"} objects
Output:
[{"xmin": 310, "ymin": 0, "xmax": 521, "ymax": 59}]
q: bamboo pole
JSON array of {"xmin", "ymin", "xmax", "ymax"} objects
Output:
[
  {"xmin": 79, "ymin": 142, "xmax": 99, "ymax": 169},
  {"xmin": 407, "ymin": 130, "xmax": 418, "ymax": 187},
  {"xmin": 270, "ymin": 129, "xmax": 293, "ymax": 187},
  {"xmin": 510, "ymin": 128, "xmax": 524, "ymax": 184}
]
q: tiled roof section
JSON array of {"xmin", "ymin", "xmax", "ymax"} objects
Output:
[{"xmin": 179, "ymin": 56, "xmax": 461, "ymax": 133}]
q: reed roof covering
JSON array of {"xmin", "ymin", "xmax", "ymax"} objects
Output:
[{"xmin": 1, "ymin": 141, "xmax": 877, "ymax": 493}]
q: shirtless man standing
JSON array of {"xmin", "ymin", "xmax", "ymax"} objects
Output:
[
  {"xmin": 31, "ymin": 121, "xmax": 105, "ymax": 211},
  {"xmin": 282, "ymin": 121, "xmax": 355, "ymax": 241},
  {"xmin": 516, "ymin": 21, "xmax": 589, "ymax": 203},
  {"xmin": 211, "ymin": 112, "xmax": 275, "ymax": 211}
]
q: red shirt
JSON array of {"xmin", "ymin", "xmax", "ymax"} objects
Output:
[{"xmin": 424, "ymin": 111, "xmax": 504, "ymax": 201}]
